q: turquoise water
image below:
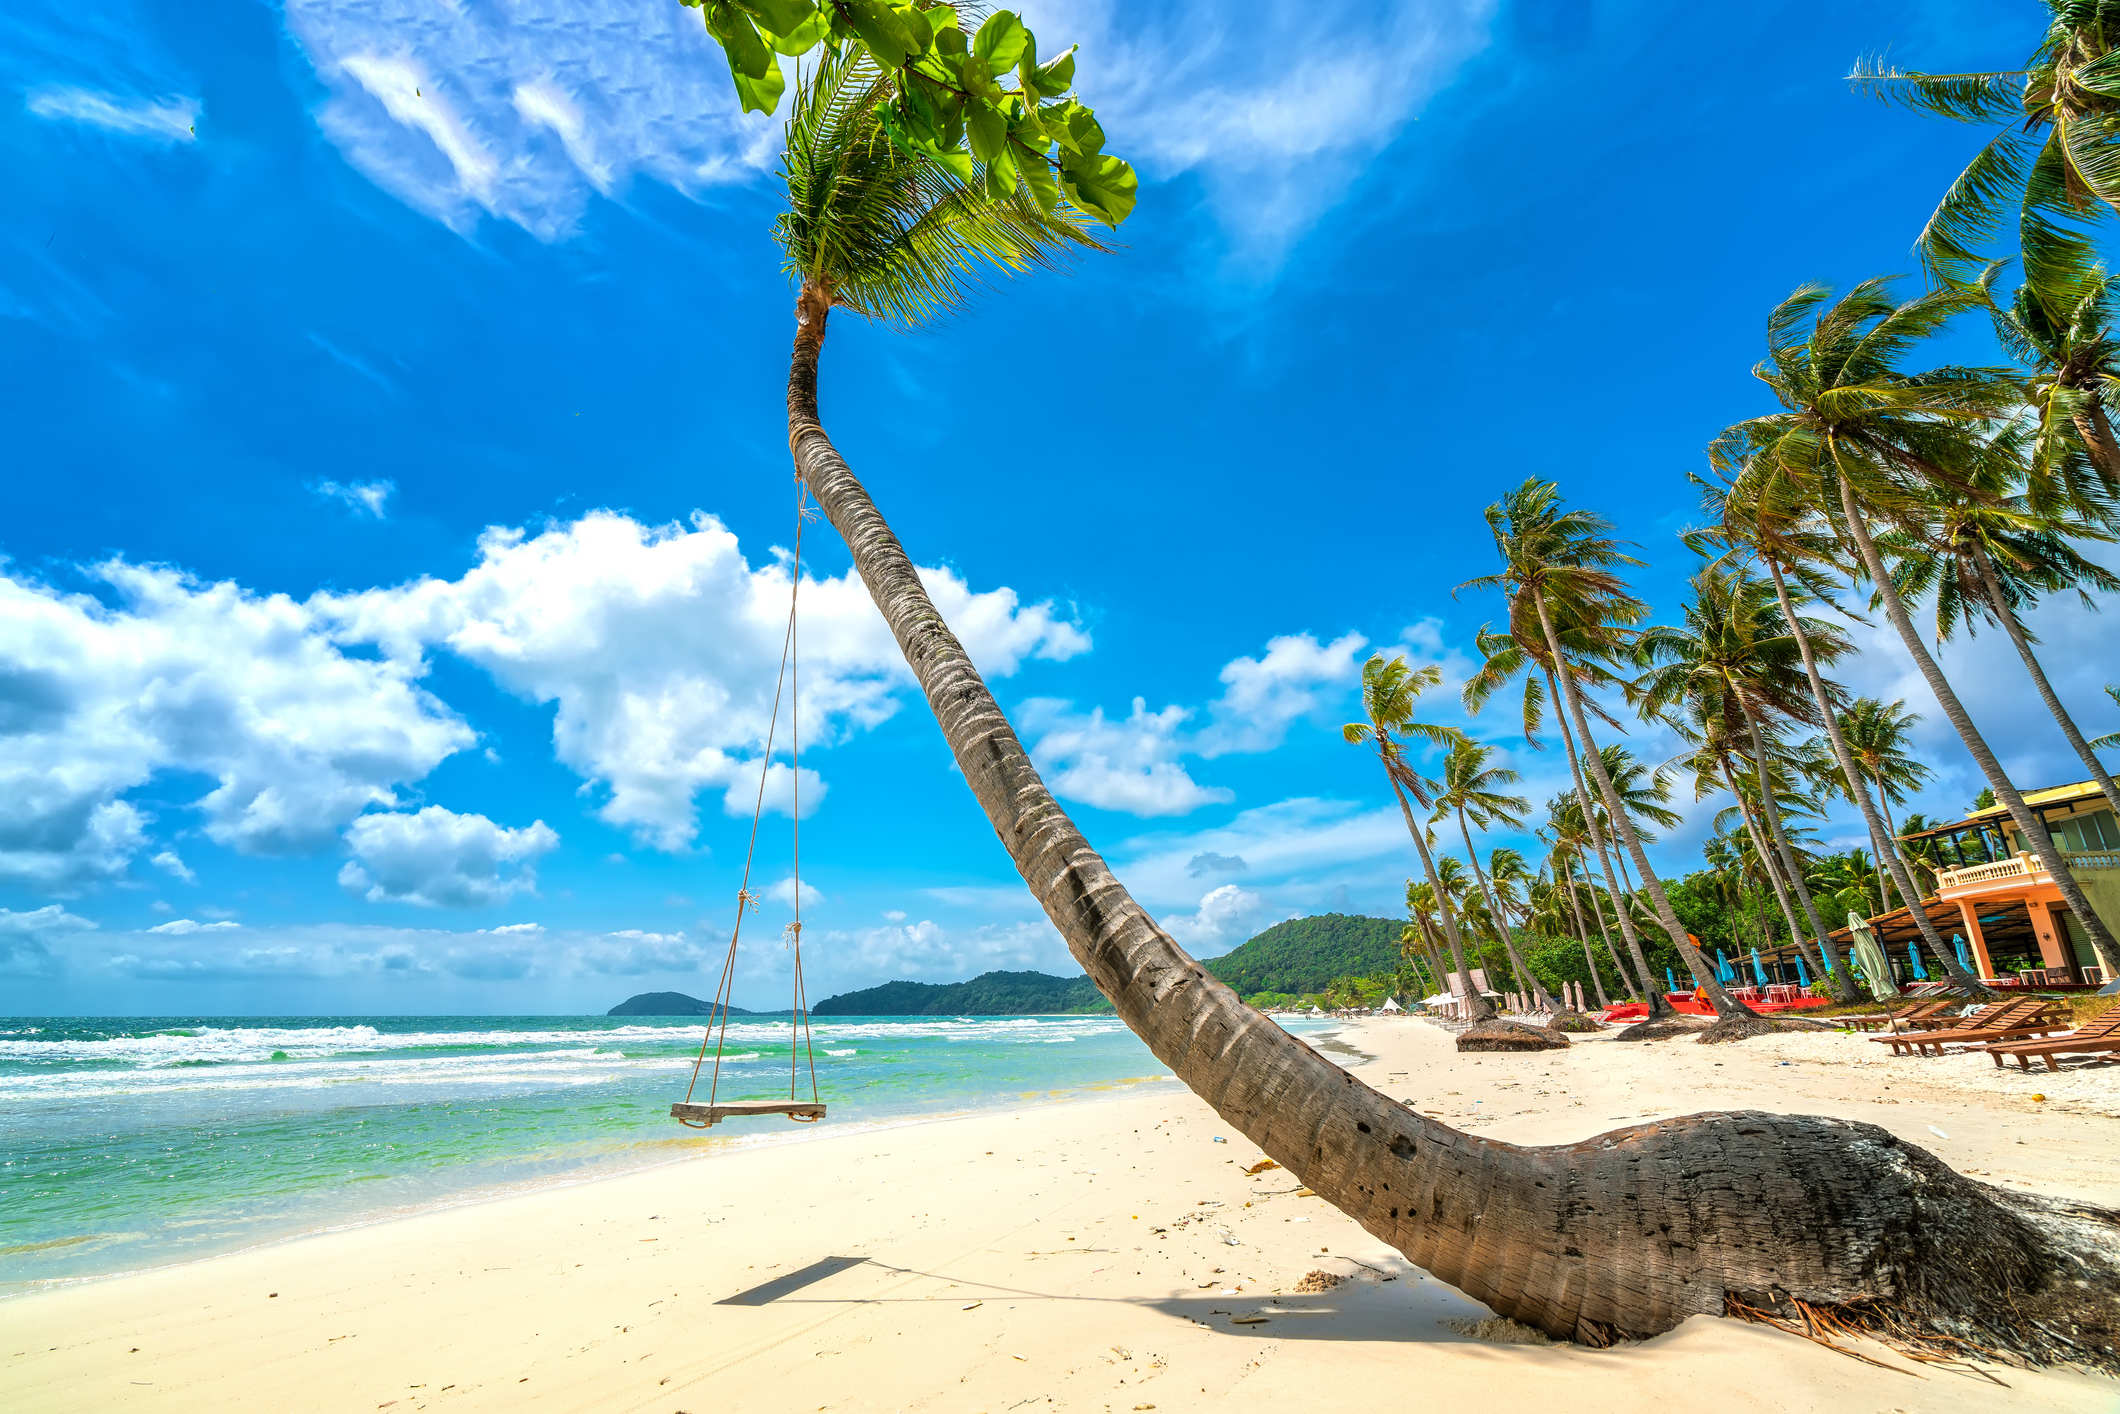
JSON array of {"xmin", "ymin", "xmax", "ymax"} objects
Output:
[{"xmin": 0, "ymin": 1013, "xmax": 1324, "ymax": 1293}]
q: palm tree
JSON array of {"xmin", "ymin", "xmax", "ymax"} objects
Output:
[
  {"xmin": 1633, "ymin": 564, "xmax": 1849, "ymax": 990},
  {"xmin": 1487, "ymin": 846, "xmax": 1556, "ymax": 1009},
  {"xmin": 1992, "ymin": 265, "xmax": 2120, "ymax": 488},
  {"xmin": 1711, "ymin": 278, "xmax": 2119, "ymax": 972},
  {"xmin": 1884, "ymin": 478, "xmax": 2120, "ymax": 834},
  {"xmin": 1432, "ymin": 739, "xmax": 1557, "ymax": 1011},
  {"xmin": 703, "ymin": 29, "xmax": 2107, "ymax": 1364},
  {"xmin": 1835, "ymin": 698, "xmax": 1936, "ymax": 911},
  {"xmin": 1854, "ymin": 4, "xmax": 2120, "ymax": 307},
  {"xmin": 1543, "ymin": 795, "xmax": 1638, "ymax": 999},
  {"xmin": 1810, "ymin": 849, "xmax": 1887, "ymax": 924},
  {"xmin": 2094, "ymin": 685, "xmax": 2120, "ymax": 750},
  {"xmin": 1344, "ymin": 656, "xmax": 1493, "ymax": 1021},
  {"xmin": 1464, "ymin": 481, "xmax": 1760, "ymax": 1021},
  {"xmin": 1462, "ymin": 583, "xmax": 1676, "ymax": 1018}
]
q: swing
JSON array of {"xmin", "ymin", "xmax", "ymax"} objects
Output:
[{"xmin": 671, "ymin": 476, "xmax": 825, "ymax": 1130}]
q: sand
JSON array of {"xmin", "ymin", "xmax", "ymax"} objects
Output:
[{"xmin": 7, "ymin": 1016, "xmax": 2117, "ymax": 1413}]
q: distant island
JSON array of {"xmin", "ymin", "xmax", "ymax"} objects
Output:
[
  {"xmin": 607, "ymin": 991, "xmax": 758, "ymax": 1017},
  {"xmin": 1198, "ymin": 913, "xmax": 1403, "ymax": 997},
  {"xmin": 811, "ymin": 969, "xmax": 1109, "ymax": 1016}
]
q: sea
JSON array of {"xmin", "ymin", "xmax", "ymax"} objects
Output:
[{"xmin": 0, "ymin": 1011, "xmax": 1337, "ymax": 1296}]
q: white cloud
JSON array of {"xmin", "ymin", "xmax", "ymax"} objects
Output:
[
  {"xmin": 1022, "ymin": 630, "xmax": 1364, "ymax": 818},
  {"xmin": 1160, "ymin": 883, "xmax": 1290, "ymax": 957},
  {"xmin": 315, "ymin": 479, "xmax": 395, "ymax": 518},
  {"xmin": 766, "ymin": 877, "xmax": 824, "ymax": 910},
  {"xmin": 318, "ymin": 510, "xmax": 1087, "ymax": 850},
  {"xmin": 1195, "ymin": 631, "xmax": 1367, "ymax": 756},
  {"xmin": 1025, "ymin": 0, "xmax": 1494, "ymax": 263},
  {"xmin": 147, "ymin": 918, "xmax": 240, "ymax": 935},
  {"xmin": 284, "ymin": 0, "xmax": 780, "ymax": 240},
  {"xmin": 26, "ymin": 87, "xmax": 198, "ymax": 142},
  {"xmin": 0, "ymin": 904, "xmax": 97, "ymax": 977},
  {"xmin": 1021, "ymin": 696, "xmax": 1232, "ymax": 817},
  {"xmin": 0, "ymin": 561, "xmax": 473, "ymax": 890},
  {"xmin": 339, "ymin": 806, "xmax": 558, "ymax": 908},
  {"xmin": 819, "ymin": 916, "xmax": 1074, "ymax": 987},
  {"xmin": 149, "ymin": 849, "xmax": 195, "ymax": 882},
  {"xmin": 572, "ymin": 928, "xmax": 710, "ymax": 976}
]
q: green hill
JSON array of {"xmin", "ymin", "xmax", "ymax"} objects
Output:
[
  {"xmin": 812, "ymin": 969, "xmax": 1109, "ymax": 1016},
  {"xmin": 1201, "ymin": 914, "xmax": 1404, "ymax": 996},
  {"xmin": 606, "ymin": 991, "xmax": 757, "ymax": 1017}
]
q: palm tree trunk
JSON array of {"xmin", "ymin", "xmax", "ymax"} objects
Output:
[
  {"xmin": 1392, "ymin": 776, "xmax": 1494, "ymax": 1021},
  {"xmin": 1562, "ymin": 866, "xmax": 1612, "ymax": 1007},
  {"xmin": 1759, "ymin": 554, "xmax": 1992, "ymax": 999},
  {"xmin": 1718, "ymin": 755, "xmax": 1829, "ymax": 984},
  {"xmin": 1833, "ymin": 479, "xmax": 2120, "ymax": 971},
  {"xmin": 1584, "ymin": 875, "xmax": 1639, "ymax": 998},
  {"xmin": 1530, "ymin": 590, "xmax": 1756, "ymax": 1020},
  {"xmin": 782, "ymin": 309, "xmax": 2102, "ymax": 1352},
  {"xmin": 1544, "ymin": 670, "xmax": 1669, "ymax": 1016},
  {"xmin": 1455, "ymin": 807, "xmax": 1557, "ymax": 1011},
  {"xmin": 1870, "ymin": 771, "xmax": 1905, "ymax": 914},
  {"xmin": 2074, "ymin": 406, "xmax": 2120, "ymax": 486},
  {"xmin": 1970, "ymin": 545, "xmax": 2120, "ymax": 967},
  {"xmin": 1735, "ymin": 700, "xmax": 1844, "ymax": 981}
]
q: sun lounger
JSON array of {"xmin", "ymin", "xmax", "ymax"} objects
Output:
[
  {"xmin": 1867, "ymin": 998, "xmax": 2056, "ymax": 1057},
  {"xmin": 1843, "ymin": 1000, "xmax": 1951, "ymax": 1033},
  {"xmin": 1973, "ymin": 1005, "xmax": 2120, "ymax": 1071}
]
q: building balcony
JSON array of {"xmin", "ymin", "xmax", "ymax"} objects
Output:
[{"xmin": 1933, "ymin": 848, "xmax": 2120, "ymax": 899}]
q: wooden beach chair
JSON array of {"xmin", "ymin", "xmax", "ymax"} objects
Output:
[
  {"xmin": 1867, "ymin": 998, "xmax": 2035, "ymax": 1056},
  {"xmin": 1972, "ymin": 1004, "xmax": 2120, "ymax": 1072},
  {"xmin": 1894, "ymin": 999, "xmax": 2073, "ymax": 1058},
  {"xmin": 1843, "ymin": 1000, "xmax": 1951, "ymax": 1033}
]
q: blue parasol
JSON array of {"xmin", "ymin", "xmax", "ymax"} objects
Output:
[
  {"xmin": 1665, "ymin": 966, "xmax": 1678, "ymax": 994},
  {"xmin": 1952, "ymin": 934, "xmax": 1973, "ymax": 973},
  {"xmin": 1907, "ymin": 939, "xmax": 1928, "ymax": 981},
  {"xmin": 1751, "ymin": 947, "xmax": 1769, "ymax": 985},
  {"xmin": 1795, "ymin": 953, "xmax": 1810, "ymax": 986}
]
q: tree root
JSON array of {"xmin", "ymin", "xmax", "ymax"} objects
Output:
[
  {"xmin": 1696, "ymin": 1014, "xmax": 1838, "ymax": 1044},
  {"xmin": 1718, "ymin": 1172, "xmax": 2120, "ymax": 1377},
  {"xmin": 1611, "ymin": 1016, "xmax": 1712, "ymax": 1042}
]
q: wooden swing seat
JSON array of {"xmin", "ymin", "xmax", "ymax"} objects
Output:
[{"xmin": 671, "ymin": 1100, "xmax": 826, "ymax": 1126}]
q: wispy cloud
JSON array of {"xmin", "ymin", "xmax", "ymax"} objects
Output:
[
  {"xmin": 314, "ymin": 479, "xmax": 395, "ymax": 518},
  {"xmin": 26, "ymin": 86, "xmax": 198, "ymax": 142},
  {"xmin": 1026, "ymin": 0, "xmax": 1495, "ymax": 266},
  {"xmin": 284, "ymin": 0, "xmax": 780, "ymax": 239}
]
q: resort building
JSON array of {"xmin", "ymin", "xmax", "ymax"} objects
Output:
[{"xmin": 1873, "ymin": 780, "xmax": 2117, "ymax": 987}]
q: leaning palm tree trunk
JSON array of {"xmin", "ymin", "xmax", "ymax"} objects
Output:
[
  {"xmin": 1561, "ymin": 869, "xmax": 1612, "ymax": 1007},
  {"xmin": 1736, "ymin": 702, "xmax": 1844, "ymax": 975},
  {"xmin": 1397, "ymin": 785, "xmax": 1494, "ymax": 1021},
  {"xmin": 1583, "ymin": 874, "xmax": 1640, "ymax": 998},
  {"xmin": 1759, "ymin": 557, "xmax": 1994, "ymax": 998},
  {"xmin": 1717, "ymin": 755, "xmax": 1834, "ymax": 990},
  {"xmin": 1832, "ymin": 483, "xmax": 2119, "ymax": 970},
  {"xmin": 1546, "ymin": 670, "xmax": 1668, "ymax": 1014},
  {"xmin": 785, "ymin": 313, "xmax": 2113, "ymax": 1358},
  {"xmin": 1530, "ymin": 590, "xmax": 1756, "ymax": 1019},
  {"xmin": 1456, "ymin": 810, "xmax": 1557, "ymax": 1011}
]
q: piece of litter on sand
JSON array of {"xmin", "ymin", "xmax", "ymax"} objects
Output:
[
  {"xmin": 1011, "ymin": 1353, "xmax": 1027, "ymax": 1361},
  {"xmin": 1231, "ymin": 1316, "xmax": 1270, "ymax": 1325},
  {"xmin": 1212, "ymin": 1136, "xmax": 1227, "ymax": 1144},
  {"xmin": 961, "ymin": 1302, "xmax": 982, "ymax": 1310},
  {"xmin": 1928, "ymin": 1125, "xmax": 1950, "ymax": 1140},
  {"xmin": 1244, "ymin": 1160, "xmax": 1280, "ymax": 1175}
]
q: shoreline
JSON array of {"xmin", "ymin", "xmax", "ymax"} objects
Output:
[{"xmin": 8, "ymin": 1015, "xmax": 2115, "ymax": 1412}]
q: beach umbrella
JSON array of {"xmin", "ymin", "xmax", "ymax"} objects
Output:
[
  {"xmin": 1750, "ymin": 947, "xmax": 1769, "ymax": 986},
  {"xmin": 1795, "ymin": 953, "xmax": 1810, "ymax": 987},
  {"xmin": 1907, "ymin": 940, "xmax": 1928, "ymax": 981},
  {"xmin": 1846, "ymin": 910, "xmax": 1899, "ymax": 1003},
  {"xmin": 1952, "ymin": 934, "xmax": 1973, "ymax": 974},
  {"xmin": 1665, "ymin": 966, "xmax": 1677, "ymax": 994}
]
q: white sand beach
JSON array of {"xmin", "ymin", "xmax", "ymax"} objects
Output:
[{"xmin": 8, "ymin": 1015, "xmax": 2117, "ymax": 1413}]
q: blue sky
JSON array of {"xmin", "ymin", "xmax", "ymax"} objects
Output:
[{"xmin": 5, "ymin": 0, "xmax": 2113, "ymax": 1014}]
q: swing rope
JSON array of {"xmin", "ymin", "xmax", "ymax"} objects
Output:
[{"xmin": 677, "ymin": 475, "xmax": 822, "ymax": 1127}]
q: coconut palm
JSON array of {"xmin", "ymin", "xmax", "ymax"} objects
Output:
[
  {"xmin": 1810, "ymin": 849, "xmax": 1888, "ymax": 923},
  {"xmin": 1633, "ymin": 564, "xmax": 1848, "ymax": 987},
  {"xmin": 2094, "ymin": 685, "xmax": 2120, "ymax": 750},
  {"xmin": 1543, "ymin": 794, "xmax": 1639, "ymax": 999},
  {"xmin": 1883, "ymin": 476, "xmax": 2120, "ymax": 833},
  {"xmin": 1463, "ymin": 480, "xmax": 1759, "ymax": 1021},
  {"xmin": 1467, "ymin": 623, "xmax": 1662, "ymax": 1013},
  {"xmin": 694, "ymin": 25, "xmax": 2111, "ymax": 1363},
  {"xmin": 1835, "ymin": 698, "xmax": 1936, "ymax": 912},
  {"xmin": 1992, "ymin": 265, "xmax": 2120, "ymax": 489},
  {"xmin": 1432, "ymin": 739, "xmax": 1556, "ymax": 1011},
  {"xmin": 1344, "ymin": 656, "xmax": 1491, "ymax": 1021},
  {"xmin": 1710, "ymin": 278, "xmax": 2119, "ymax": 970},
  {"xmin": 1854, "ymin": 3, "xmax": 2120, "ymax": 306}
]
